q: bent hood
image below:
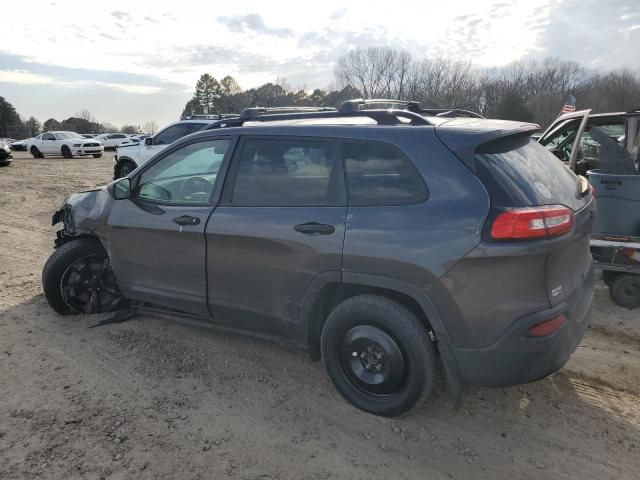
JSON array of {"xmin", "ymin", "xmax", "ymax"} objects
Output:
[{"xmin": 53, "ymin": 187, "xmax": 115, "ymax": 237}]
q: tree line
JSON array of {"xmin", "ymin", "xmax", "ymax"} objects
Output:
[
  {"xmin": 0, "ymin": 98, "xmax": 158, "ymax": 139},
  {"xmin": 185, "ymin": 48, "xmax": 640, "ymax": 128}
]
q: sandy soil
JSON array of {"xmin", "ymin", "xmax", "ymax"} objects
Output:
[{"xmin": 1, "ymin": 152, "xmax": 639, "ymax": 480}]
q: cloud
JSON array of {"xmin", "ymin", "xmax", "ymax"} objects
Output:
[
  {"xmin": 217, "ymin": 13, "xmax": 292, "ymax": 38},
  {"xmin": 0, "ymin": 69, "xmax": 54, "ymax": 85},
  {"xmin": 527, "ymin": 0, "xmax": 640, "ymax": 70},
  {"xmin": 111, "ymin": 10, "xmax": 133, "ymax": 22}
]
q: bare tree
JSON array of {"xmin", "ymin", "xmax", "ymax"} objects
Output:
[
  {"xmin": 142, "ymin": 120, "xmax": 159, "ymax": 134},
  {"xmin": 76, "ymin": 109, "xmax": 94, "ymax": 122}
]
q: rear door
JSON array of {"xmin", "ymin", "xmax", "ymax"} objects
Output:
[
  {"xmin": 106, "ymin": 137, "xmax": 233, "ymax": 317},
  {"xmin": 205, "ymin": 136, "xmax": 347, "ymax": 339}
]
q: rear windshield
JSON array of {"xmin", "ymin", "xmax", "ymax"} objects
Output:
[{"xmin": 475, "ymin": 134, "xmax": 586, "ymax": 210}]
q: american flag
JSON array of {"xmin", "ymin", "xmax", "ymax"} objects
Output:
[{"xmin": 560, "ymin": 95, "xmax": 576, "ymax": 114}]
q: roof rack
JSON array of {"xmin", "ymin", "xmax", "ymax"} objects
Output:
[
  {"xmin": 180, "ymin": 113, "xmax": 240, "ymax": 121},
  {"xmin": 239, "ymin": 106, "xmax": 336, "ymax": 121},
  {"xmin": 418, "ymin": 108, "xmax": 484, "ymax": 119},
  {"xmin": 205, "ymin": 99, "xmax": 434, "ymax": 130}
]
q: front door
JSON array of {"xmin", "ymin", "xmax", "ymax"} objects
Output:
[
  {"xmin": 205, "ymin": 136, "xmax": 347, "ymax": 339},
  {"xmin": 41, "ymin": 132, "xmax": 57, "ymax": 153},
  {"xmin": 105, "ymin": 137, "xmax": 233, "ymax": 317},
  {"xmin": 538, "ymin": 110, "xmax": 591, "ymax": 173}
]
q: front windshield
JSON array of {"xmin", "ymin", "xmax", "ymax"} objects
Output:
[{"xmin": 55, "ymin": 132, "xmax": 82, "ymax": 139}]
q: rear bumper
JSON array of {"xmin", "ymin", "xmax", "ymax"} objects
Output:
[{"xmin": 451, "ymin": 266, "xmax": 595, "ymax": 387}]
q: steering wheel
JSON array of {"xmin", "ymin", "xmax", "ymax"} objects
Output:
[
  {"xmin": 140, "ymin": 182, "xmax": 171, "ymax": 201},
  {"xmin": 180, "ymin": 176, "xmax": 213, "ymax": 199}
]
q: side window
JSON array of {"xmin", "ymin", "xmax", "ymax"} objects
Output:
[
  {"xmin": 343, "ymin": 141, "xmax": 427, "ymax": 206},
  {"xmin": 136, "ymin": 139, "xmax": 230, "ymax": 205},
  {"xmin": 230, "ymin": 138, "xmax": 343, "ymax": 206},
  {"xmin": 42, "ymin": 133, "xmax": 55, "ymax": 140},
  {"xmin": 153, "ymin": 123, "xmax": 204, "ymax": 146}
]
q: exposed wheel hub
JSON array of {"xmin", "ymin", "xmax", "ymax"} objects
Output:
[{"xmin": 340, "ymin": 325, "xmax": 406, "ymax": 395}]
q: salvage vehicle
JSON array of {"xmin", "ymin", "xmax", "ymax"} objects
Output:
[
  {"xmin": 113, "ymin": 115, "xmax": 239, "ymax": 179},
  {"xmin": 43, "ymin": 99, "xmax": 595, "ymax": 416},
  {"xmin": 9, "ymin": 138, "xmax": 29, "ymax": 151},
  {"xmin": 27, "ymin": 131, "xmax": 104, "ymax": 159},
  {"xmin": 0, "ymin": 140, "xmax": 13, "ymax": 166},
  {"xmin": 539, "ymin": 108, "xmax": 640, "ymax": 308}
]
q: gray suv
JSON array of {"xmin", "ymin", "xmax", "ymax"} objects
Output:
[{"xmin": 42, "ymin": 100, "xmax": 595, "ymax": 416}]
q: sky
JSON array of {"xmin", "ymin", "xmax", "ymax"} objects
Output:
[{"xmin": 1, "ymin": 0, "xmax": 638, "ymax": 128}]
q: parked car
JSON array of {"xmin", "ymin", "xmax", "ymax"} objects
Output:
[
  {"xmin": 96, "ymin": 133, "xmax": 131, "ymax": 149},
  {"xmin": 0, "ymin": 140, "xmax": 13, "ymax": 166},
  {"xmin": 538, "ymin": 108, "xmax": 640, "ymax": 175},
  {"xmin": 113, "ymin": 116, "xmax": 238, "ymax": 178},
  {"xmin": 81, "ymin": 134, "xmax": 98, "ymax": 139},
  {"xmin": 26, "ymin": 131, "xmax": 104, "ymax": 158},
  {"xmin": 9, "ymin": 138, "xmax": 29, "ymax": 151},
  {"xmin": 43, "ymin": 100, "xmax": 595, "ymax": 417}
]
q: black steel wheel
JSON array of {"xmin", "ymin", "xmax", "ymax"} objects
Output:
[
  {"xmin": 43, "ymin": 238, "xmax": 125, "ymax": 315},
  {"xmin": 321, "ymin": 295, "xmax": 437, "ymax": 417},
  {"xmin": 339, "ymin": 325, "xmax": 407, "ymax": 396},
  {"xmin": 610, "ymin": 274, "xmax": 640, "ymax": 309}
]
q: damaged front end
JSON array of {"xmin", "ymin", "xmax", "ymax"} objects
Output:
[{"xmin": 52, "ymin": 188, "xmax": 115, "ymax": 248}]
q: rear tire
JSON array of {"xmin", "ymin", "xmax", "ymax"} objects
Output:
[
  {"xmin": 602, "ymin": 270, "xmax": 619, "ymax": 287},
  {"xmin": 93, "ymin": 154, "xmax": 102, "ymax": 158},
  {"xmin": 30, "ymin": 146, "xmax": 43, "ymax": 158},
  {"xmin": 61, "ymin": 145, "xmax": 73, "ymax": 159},
  {"xmin": 321, "ymin": 294, "xmax": 437, "ymax": 417},
  {"xmin": 609, "ymin": 274, "xmax": 640, "ymax": 309},
  {"xmin": 42, "ymin": 238, "xmax": 125, "ymax": 315}
]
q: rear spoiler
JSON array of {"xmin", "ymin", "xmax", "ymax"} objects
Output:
[{"xmin": 434, "ymin": 119, "xmax": 539, "ymax": 170}]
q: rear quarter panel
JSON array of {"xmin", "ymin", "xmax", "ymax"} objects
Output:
[{"xmin": 342, "ymin": 129, "xmax": 490, "ymax": 340}]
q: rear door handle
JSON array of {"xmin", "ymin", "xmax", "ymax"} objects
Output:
[
  {"xmin": 294, "ymin": 222, "xmax": 335, "ymax": 235},
  {"xmin": 173, "ymin": 215, "xmax": 201, "ymax": 226}
]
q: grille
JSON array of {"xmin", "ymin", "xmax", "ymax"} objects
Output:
[{"xmin": 83, "ymin": 143, "xmax": 100, "ymax": 147}]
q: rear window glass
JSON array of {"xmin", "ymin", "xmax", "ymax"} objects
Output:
[
  {"xmin": 343, "ymin": 141, "xmax": 427, "ymax": 206},
  {"xmin": 475, "ymin": 135, "xmax": 584, "ymax": 210}
]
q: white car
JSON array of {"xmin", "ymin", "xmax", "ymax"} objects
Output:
[
  {"xmin": 112, "ymin": 120, "xmax": 216, "ymax": 178},
  {"xmin": 26, "ymin": 131, "xmax": 104, "ymax": 159},
  {"xmin": 96, "ymin": 133, "xmax": 131, "ymax": 149}
]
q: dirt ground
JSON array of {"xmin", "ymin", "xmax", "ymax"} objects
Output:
[{"xmin": 1, "ymin": 151, "xmax": 639, "ymax": 480}]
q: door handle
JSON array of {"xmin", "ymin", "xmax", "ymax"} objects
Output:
[
  {"xmin": 294, "ymin": 222, "xmax": 335, "ymax": 235},
  {"xmin": 173, "ymin": 215, "xmax": 201, "ymax": 226}
]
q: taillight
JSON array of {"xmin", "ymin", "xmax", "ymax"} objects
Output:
[
  {"xmin": 490, "ymin": 206, "xmax": 574, "ymax": 240},
  {"xmin": 527, "ymin": 314, "xmax": 566, "ymax": 337}
]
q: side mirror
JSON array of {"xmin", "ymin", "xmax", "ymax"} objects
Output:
[
  {"xmin": 145, "ymin": 137, "xmax": 153, "ymax": 146},
  {"xmin": 112, "ymin": 177, "xmax": 131, "ymax": 200}
]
